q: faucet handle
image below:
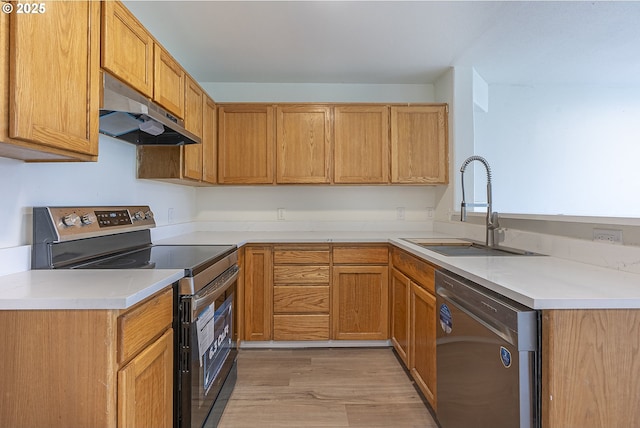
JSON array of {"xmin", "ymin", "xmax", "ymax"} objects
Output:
[{"xmin": 489, "ymin": 212, "xmax": 500, "ymax": 229}]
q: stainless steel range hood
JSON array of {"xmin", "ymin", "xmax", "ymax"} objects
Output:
[{"xmin": 99, "ymin": 73, "xmax": 200, "ymax": 146}]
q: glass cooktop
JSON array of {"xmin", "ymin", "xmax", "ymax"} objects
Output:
[{"xmin": 72, "ymin": 245, "xmax": 236, "ymax": 276}]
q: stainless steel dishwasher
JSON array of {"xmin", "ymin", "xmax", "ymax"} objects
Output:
[{"xmin": 435, "ymin": 270, "xmax": 539, "ymax": 428}]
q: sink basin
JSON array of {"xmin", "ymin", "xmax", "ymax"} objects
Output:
[{"xmin": 401, "ymin": 238, "xmax": 542, "ymax": 257}]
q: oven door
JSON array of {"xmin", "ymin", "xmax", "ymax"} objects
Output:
[{"xmin": 179, "ymin": 265, "xmax": 239, "ymax": 428}]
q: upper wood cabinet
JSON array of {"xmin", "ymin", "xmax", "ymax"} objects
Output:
[
  {"xmin": 102, "ymin": 1, "xmax": 185, "ymax": 120},
  {"xmin": 136, "ymin": 89, "xmax": 215, "ymax": 186},
  {"xmin": 218, "ymin": 104, "xmax": 275, "ymax": 184},
  {"xmin": 153, "ymin": 44, "xmax": 185, "ymax": 119},
  {"xmin": 101, "ymin": 0, "xmax": 153, "ymax": 98},
  {"xmin": 182, "ymin": 77, "xmax": 205, "ymax": 181},
  {"xmin": 0, "ymin": 0, "xmax": 100, "ymax": 161},
  {"xmin": 391, "ymin": 105, "xmax": 448, "ymax": 184},
  {"xmin": 213, "ymin": 103, "xmax": 447, "ymax": 186},
  {"xmin": 276, "ymin": 105, "xmax": 332, "ymax": 184},
  {"xmin": 334, "ymin": 105, "xmax": 390, "ymax": 184},
  {"xmin": 201, "ymin": 96, "xmax": 218, "ymax": 184}
]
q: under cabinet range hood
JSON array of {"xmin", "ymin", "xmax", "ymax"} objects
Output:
[{"xmin": 99, "ymin": 73, "xmax": 201, "ymax": 146}]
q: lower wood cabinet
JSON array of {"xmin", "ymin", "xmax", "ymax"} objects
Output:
[
  {"xmin": 542, "ymin": 309, "xmax": 640, "ymax": 428},
  {"xmin": 391, "ymin": 267, "xmax": 411, "ymax": 366},
  {"xmin": 118, "ymin": 329, "xmax": 174, "ymax": 428},
  {"xmin": 273, "ymin": 245, "xmax": 331, "ymax": 340},
  {"xmin": 391, "ymin": 247, "xmax": 437, "ymax": 409},
  {"xmin": 242, "ymin": 245, "xmax": 273, "ymax": 341},
  {"xmin": 332, "ymin": 265, "xmax": 389, "ymax": 340},
  {"xmin": 410, "ymin": 280, "xmax": 437, "ymax": 409},
  {"xmin": 0, "ymin": 287, "xmax": 174, "ymax": 428},
  {"xmin": 240, "ymin": 243, "xmax": 391, "ymax": 342}
]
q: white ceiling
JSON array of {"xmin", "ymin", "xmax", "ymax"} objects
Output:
[{"xmin": 123, "ymin": 1, "xmax": 640, "ymax": 85}]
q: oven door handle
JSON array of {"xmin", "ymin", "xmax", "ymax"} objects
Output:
[{"xmin": 192, "ymin": 265, "xmax": 239, "ymax": 317}]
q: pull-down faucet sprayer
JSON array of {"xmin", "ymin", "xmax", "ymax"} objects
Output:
[{"xmin": 460, "ymin": 156, "xmax": 499, "ymax": 247}]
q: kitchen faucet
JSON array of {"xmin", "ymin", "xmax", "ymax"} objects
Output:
[{"xmin": 459, "ymin": 156, "xmax": 499, "ymax": 247}]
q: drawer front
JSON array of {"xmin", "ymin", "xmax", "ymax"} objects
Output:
[
  {"xmin": 273, "ymin": 265, "xmax": 330, "ymax": 284},
  {"xmin": 273, "ymin": 248, "xmax": 330, "ymax": 264},
  {"xmin": 118, "ymin": 288, "xmax": 173, "ymax": 364},
  {"xmin": 333, "ymin": 245, "xmax": 389, "ymax": 265},
  {"xmin": 391, "ymin": 248, "xmax": 435, "ymax": 293},
  {"xmin": 273, "ymin": 286, "xmax": 330, "ymax": 314},
  {"xmin": 273, "ymin": 314, "xmax": 330, "ymax": 340}
]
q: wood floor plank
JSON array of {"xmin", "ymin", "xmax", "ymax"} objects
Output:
[{"xmin": 218, "ymin": 347, "xmax": 437, "ymax": 427}]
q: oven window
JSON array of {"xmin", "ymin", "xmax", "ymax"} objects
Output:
[{"xmin": 196, "ymin": 292, "xmax": 233, "ymax": 393}]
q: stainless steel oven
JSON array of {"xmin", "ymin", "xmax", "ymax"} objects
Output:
[
  {"xmin": 179, "ymin": 264, "xmax": 238, "ymax": 428},
  {"xmin": 32, "ymin": 205, "xmax": 239, "ymax": 428}
]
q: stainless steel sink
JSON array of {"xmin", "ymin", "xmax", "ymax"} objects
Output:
[{"xmin": 401, "ymin": 238, "xmax": 542, "ymax": 257}]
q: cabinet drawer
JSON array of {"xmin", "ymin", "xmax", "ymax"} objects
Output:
[
  {"xmin": 392, "ymin": 248, "xmax": 435, "ymax": 293},
  {"xmin": 273, "ymin": 247, "xmax": 330, "ymax": 264},
  {"xmin": 273, "ymin": 265, "xmax": 330, "ymax": 284},
  {"xmin": 118, "ymin": 288, "xmax": 173, "ymax": 364},
  {"xmin": 333, "ymin": 245, "xmax": 389, "ymax": 264},
  {"xmin": 273, "ymin": 315, "xmax": 330, "ymax": 340},
  {"xmin": 274, "ymin": 286, "xmax": 330, "ymax": 314}
]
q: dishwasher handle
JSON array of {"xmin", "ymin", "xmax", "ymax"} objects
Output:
[{"xmin": 437, "ymin": 285, "xmax": 517, "ymax": 346}]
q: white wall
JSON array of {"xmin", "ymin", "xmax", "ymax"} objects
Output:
[
  {"xmin": 474, "ymin": 83, "xmax": 640, "ymax": 218},
  {"xmin": 196, "ymin": 185, "xmax": 435, "ymax": 230},
  {"xmin": 0, "ymin": 136, "xmax": 196, "ymax": 249}
]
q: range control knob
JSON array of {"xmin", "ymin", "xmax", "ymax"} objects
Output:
[
  {"xmin": 133, "ymin": 211, "xmax": 145, "ymax": 221},
  {"xmin": 80, "ymin": 213, "xmax": 96, "ymax": 225},
  {"xmin": 62, "ymin": 213, "xmax": 80, "ymax": 227},
  {"xmin": 144, "ymin": 210, "xmax": 154, "ymax": 220}
]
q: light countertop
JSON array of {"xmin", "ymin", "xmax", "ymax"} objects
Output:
[
  {"xmin": 3, "ymin": 230, "xmax": 640, "ymax": 310},
  {"xmin": 0, "ymin": 269, "xmax": 184, "ymax": 310},
  {"xmin": 158, "ymin": 231, "xmax": 640, "ymax": 310}
]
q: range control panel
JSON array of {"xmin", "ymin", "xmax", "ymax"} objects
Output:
[{"xmin": 40, "ymin": 206, "xmax": 156, "ymax": 241}]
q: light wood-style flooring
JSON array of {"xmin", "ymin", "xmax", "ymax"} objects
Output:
[{"xmin": 218, "ymin": 347, "xmax": 438, "ymax": 428}]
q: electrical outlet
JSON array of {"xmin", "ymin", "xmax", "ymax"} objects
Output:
[
  {"xmin": 593, "ymin": 228, "xmax": 623, "ymax": 245},
  {"xmin": 277, "ymin": 208, "xmax": 285, "ymax": 221},
  {"xmin": 396, "ymin": 207, "xmax": 405, "ymax": 221}
]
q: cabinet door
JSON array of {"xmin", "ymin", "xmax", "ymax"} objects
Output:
[
  {"xmin": 390, "ymin": 105, "xmax": 448, "ymax": 184},
  {"xmin": 334, "ymin": 105, "xmax": 389, "ymax": 183},
  {"xmin": 118, "ymin": 329, "xmax": 173, "ymax": 428},
  {"xmin": 4, "ymin": 0, "xmax": 99, "ymax": 159},
  {"xmin": 276, "ymin": 105, "xmax": 331, "ymax": 183},
  {"xmin": 410, "ymin": 282, "xmax": 437, "ymax": 409},
  {"xmin": 332, "ymin": 266, "xmax": 389, "ymax": 340},
  {"xmin": 391, "ymin": 268, "xmax": 411, "ymax": 367},
  {"xmin": 101, "ymin": 0, "xmax": 153, "ymax": 97},
  {"xmin": 201, "ymin": 96, "xmax": 217, "ymax": 184},
  {"xmin": 243, "ymin": 246, "xmax": 273, "ymax": 341},
  {"xmin": 183, "ymin": 76, "xmax": 204, "ymax": 181},
  {"xmin": 153, "ymin": 44, "xmax": 185, "ymax": 119},
  {"xmin": 218, "ymin": 105, "xmax": 275, "ymax": 184}
]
